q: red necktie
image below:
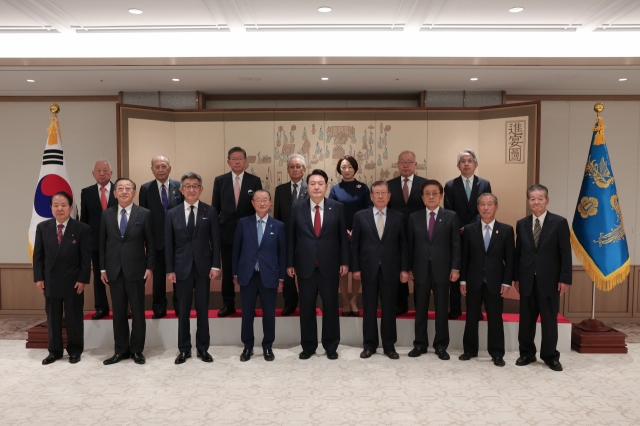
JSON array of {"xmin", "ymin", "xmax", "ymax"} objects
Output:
[
  {"xmin": 57, "ymin": 224, "xmax": 64, "ymax": 246},
  {"xmin": 100, "ymin": 186, "xmax": 107, "ymax": 211},
  {"xmin": 314, "ymin": 205, "xmax": 321, "ymax": 237}
]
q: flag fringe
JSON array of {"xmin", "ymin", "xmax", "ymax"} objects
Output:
[
  {"xmin": 28, "ymin": 231, "xmax": 34, "ymax": 263},
  {"xmin": 570, "ymin": 229, "xmax": 629, "ymax": 291}
]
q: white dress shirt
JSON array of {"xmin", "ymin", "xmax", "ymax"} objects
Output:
[
  {"xmin": 373, "ymin": 206, "xmax": 387, "ymax": 226},
  {"xmin": 460, "ymin": 174, "xmax": 475, "ymax": 189},
  {"xmin": 97, "ymin": 182, "xmax": 111, "ymax": 197},
  {"xmin": 291, "ymin": 179, "xmax": 303, "ymax": 194},
  {"xmin": 311, "ymin": 199, "xmax": 325, "ymax": 227},
  {"xmin": 56, "ymin": 218, "xmax": 70, "ymax": 235},
  {"xmin": 156, "ymin": 179, "xmax": 170, "ymax": 194},
  {"xmin": 401, "ymin": 174, "xmax": 414, "ymax": 195},
  {"xmin": 426, "ymin": 206, "xmax": 440, "ymax": 231},
  {"xmin": 532, "ymin": 210, "xmax": 548, "ymax": 230},
  {"xmin": 117, "ymin": 204, "xmax": 133, "ymax": 228},
  {"xmin": 256, "ymin": 213, "xmax": 268, "ymax": 234},
  {"xmin": 232, "ymin": 171, "xmax": 245, "ymax": 187},
  {"xmin": 461, "ymin": 219, "xmax": 508, "ymax": 287},
  {"xmin": 183, "ymin": 200, "xmax": 200, "ymax": 226}
]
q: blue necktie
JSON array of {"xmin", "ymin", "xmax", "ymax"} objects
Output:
[
  {"xmin": 255, "ymin": 219, "xmax": 264, "ymax": 270},
  {"xmin": 161, "ymin": 184, "xmax": 169, "ymax": 211},
  {"xmin": 465, "ymin": 178, "xmax": 471, "ymax": 201},
  {"xmin": 120, "ymin": 209, "xmax": 128, "ymax": 237},
  {"xmin": 484, "ymin": 224, "xmax": 491, "ymax": 251}
]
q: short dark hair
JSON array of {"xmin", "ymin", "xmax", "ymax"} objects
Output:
[
  {"xmin": 307, "ymin": 169, "xmax": 328, "ymax": 184},
  {"xmin": 114, "ymin": 177, "xmax": 136, "ymax": 190},
  {"xmin": 477, "ymin": 192, "xmax": 498, "ymax": 205},
  {"xmin": 421, "ymin": 179, "xmax": 443, "ymax": 195},
  {"xmin": 527, "ymin": 184, "xmax": 549, "ymax": 198},
  {"xmin": 252, "ymin": 189, "xmax": 271, "ymax": 200},
  {"xmin": 181, "ymin": 172, "xmax": 202, "ymax": 185},
  {"xmin": 50, "ymin": 191, "xmax": 73, "ymax": 206},
  {"xmin": 227, "ymin": 147, "xmax": 247, "ymax": 160},
  {"xmin": 371, "ymin": 180, "xmax": 389, "ymax": 191},
  {"xmin": 336, "ymin": 155, "xmax": 358, "ymax": 174}
]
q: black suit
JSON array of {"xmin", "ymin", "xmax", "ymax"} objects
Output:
[
  {"xmin": 33, "ymin": 219, "xmax": 91, "ymax": 358},
  {"xmin": 460, "ymin": 220, "xmax": 514, "ymax": 358},
  {"xmin": 100, "ymin": 204, "xmax": 155, "ymax": 355},
  {"xmin": 273, "ymin": 180, "xmax": 308, "ymax": 310},
  {"xmin": 408, "ymin": 208, "xmax": 461, "ymax": 351},
  {"xmin": 80, "ymin": 183, "xmax": 117, "ymax": 313},
  {"xmin": 444, "ymin": 175, "xmax": 492, "ymax": 314},
  {"xmin": 387, "ymin": 174, "xmax": 427, "ymax": 310},
  {"xmin": 515, "ymin": 212, "xmax": 572, "ymax": 363},
  {"xmin": 139, "ymin": 179, "xmax": 183, "ymax": 315},
  {"xmin": 165, "ymin": 202, "xmax": 221, "ymax": 353},
  {"xmin": 351, "ymin": 208, "xmax": 408, "ymax": 352},
  {"xmin": 287, "ymin": 198, "xmax": 349, "ymax": 353},
  {"xmin": 212, "ymin": 172, "xmax": 262, "ymax": 308}
]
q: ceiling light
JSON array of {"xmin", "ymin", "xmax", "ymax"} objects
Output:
[
  {"xmin": 470, "ymin": 77, "xmax": 478, "ymax": 81},
  {"xmin": 509, "ymin": 7, "xmax": 524, "ymax": 13},
  {"xmin": 321, "ymin": 77, "xmax": 329, "ymax": 80},
  {"xmin": 172, "ymin": 78, "xmax": 180, "ymax": 81},
  {"xmin": 128, "ymin": 8, "xmax": 143, "ymax": 14},
  {"xmin": 27, "ymin": 79, "xmax": 35, "ymax": 82},
  {"xmin": 318, "ymin": 7, "xmax": 332, "ymax": 13},
  {"xmin": 619, "ymin": 78, "xmax": 628, "ymax": 81}
]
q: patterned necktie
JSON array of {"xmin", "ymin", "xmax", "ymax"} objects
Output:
[
  {"xmin": 187, "ymin": 205, "xmax": 195, "ymax": 236},
  {"xmin": 161, "ymin": 184, "xmax": 169, "ymax": 211},
  {"xmin": 57, "ymin": 224, "xmax": 64, "ymax": 246},
  {"xmin": 402, "ymin": 178, "xmax": 409, "ymax": 204},
  {"xmin": 428, "ymin": 211, "xmax": 436, "ymax": 239},
  {"xmin": 100, "ymin": 186, "xmax": 107, "ymax": 210},
  {"xmin": 484, "ymin": 224, "xmax": 491, "ymax": 251},
  {"xmin": 292, "ymin": 183, "xmax": 298, "ymax": 204},
  {"xmin": 533, "ymin": 218, "xmax": 541, "ymax": 247},
  {"xmin": 256, "ymin": 219, "xmax": 264, "ymax": 270},
  {"xmin": 314, "ymin": 205, "xmax": 321, "ymax": 237},
  {"xmin": 120, "ymin": 209, "xmax": 128, "ymax": 237},
  {"xmin": 376, "ymin": 211, "xmax": 384, "ymax": 239},
  {"xmin": 234, "ymin": 176, "xmax": 241, "ymax": 208},
  {"xmin": 465, "ymin": 178, "xmax": 471, "ymax": 201}
]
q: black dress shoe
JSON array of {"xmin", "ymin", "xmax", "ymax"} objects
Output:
[
  {"xmin": 448, "ymin": 310, "xmax": 462, "ymax": 319},
  {"xmin": 342, "ymin": 308, "xmax": 351, "ymax": 317},
  {"xmin": 218, "ymin": 306, "xmax": 236, "ymax": 317},
  {"xmin": 281, "ymin": 305, "xmax": 296, "ymax": 316},
  {"xmin": 384, "ymin": 350, "xmax": 400, "ymax": 360},
  {"xmin": 326, "ymin": 351, "xmax": 338, "ymax": 360},
  {"xmin": 408, "ymin": 347, "xmax": 428, "ymax": 357},
  {"xmin": 69, "ymin": 355, "xmax": 81, "ymax": 364},
  {"xmin": 175, "ymin": 352, "xmax": 191, "ymax": 364},
  {"xmin": 299, "ymin": 350, "xmax": 316, "ymax": 360},
  {"xmin": 360, "ymin": 349, "xmax": 375, "ymax": 359},
  {"xmin": 458, "ymin": 353, "xmax": 477, "ymax": 361},
  {"xmin": 493, "ymin": 357, "xmax": 506, "ymax": 367},
  {"xmin": 42, "ymin": 354, "xmax": 62, "ymax": 365},
  {"xmin": 515, "ymin": 355, "xmax": 537, "ymax": 366},
  {"xmin": 240, "ymin": 349, "xmax": 254, "ymax": 362},
  {"xmin": 197, "ymin": 350, "xmax": 213, "ymax": 362},
  {"xmin": 152, "ymin": 311, "xmax": 166, "ymax": 319},
  {"xmin": 435, "ymin": 350, "xmax": 450, "ymax": 360},
  {"xmin": 351, "ymin": 309, "xmax": 360, "ymax": 317},
  {"xmin": 395, "ymin": 306, "xmax": 409, "ymax": 316},
  {"xmin": 103, "ymin": 353, "xmax": 130, "ymax": 365},
  {"xmin": 546, "ymin": 360, "xmax": 563, "ymax": 371},
  {"xmin": 132, "ymin": 353, "xmax": 146, "ymax": 364},
  {"xmin": 263, "ymin": 349, "xmax": 275, "ymax": 361},
  {"xmin": 92, "ymin": 310, "xmax": 108, "ymax": 320}
]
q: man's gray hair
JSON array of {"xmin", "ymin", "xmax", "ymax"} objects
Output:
[
  {"xmin": 457, "ymin": 149, "xmax": 478, "ymax": 164},
  {"xmin": 288, "ymin": 153, "xmax": 307, "ymax": 169},
  {"xmin": 151, "ymin": 155, "xmax": 171, "ymax": 166},
  {"xmin": 93, "ymin": 159, "xmax": 112, "ymax": 170},
  {"xmin": 477, "ymin": 192, "xmax": 498, "ymax": 205},
  {"xmin": 181, "ymin": 172, "xmax": 202, "ymax": 185}
]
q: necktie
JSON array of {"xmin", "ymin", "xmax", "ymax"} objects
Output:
[
  {"xmin": 376, "ymin": 211, "xmax": 384, "ymax": 239},
  {"xmin": 484, "ymin": 224, "xmax": 491, "ymax": 251},
  {"xmin": 161, "ymin": 184, "xmax": 169, "ymax": 211},
  {"xmin": 120, "ymin": 209, "xmax": 128, "ymax": 237},
  {"xmin": 402, "ymin": 178, "xmax": 409, "ymax": 204},
  {"xmin": 465, "ymin": 178, "xmax": 471, "ymax": 201},
  {"xmin": 428, "ymin": 211, "xmax": 436, "ymax": 239},
  {"xmin": 533, "ymin": 218, "xmax": 541, "ymax": 247},
  {"xmin": 234, "ymin": 176, "xmax": 241, "ymax": 208},
  {"xmin": 314, "ymin": 205, "xmax": 321, "ymax": 237},
  {"xmin": 57, "ymin": 224, "xmax": 64, "ymax": 246},
  {"xmin": 187, "ymin": 205, "xmax": 195, "ymax": 236},
  {"xmin": 292, "ymin": 183, "xmax": 298, "ymax": 204},
  {"xmin": 100, "ymin": 186, "xmax": 107, "ymax": 211},
  {"xmin": 256, "ymin": 219, "xmax": 264, "ymax": 270}
]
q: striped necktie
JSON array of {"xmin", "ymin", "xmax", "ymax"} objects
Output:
[{"xmin": 533, "ymin": 218, "xmax": 541, "ymax": 247}]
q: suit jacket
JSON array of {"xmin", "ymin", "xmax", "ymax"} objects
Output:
[
  {"xmin": 273, "ymin": 180, "xmax": 308, "ymax": 232},
  {"xmin": 287, "ymin": 198, "xmax": 349, "ymax": 280},
  {"xmin": 138, "ymin": 178, "xmax": 183, "ymax": 251},
  {"xmin": 99, "ymin": 204, "xmax": 155, "ymax": 281},
  {"xmin": 212, "ymin": 172, "xmax": 263, "ymax": 245},
  {"xmin": 461, "ymin": 220, "xmax": 515, "ymax": 295},
  {"xmin": 514, "ymin": 212, "xmax": 572, "ymax": 298},
  {"xmin": 232, "ymin": 215, "xmax": 286, "ymax": 288},
  {"xmin": 387, "ymin": 174, "xmax": 428, "ymax": 226},
  {"xmin": 444, "ymin": 176, "xmax": 492, "ymax": 226},
  {"xmin": 80, "ymin": 183, "xmax": 117, "ymax": 252},
  {"xmin": 408, "ymin": 208, "xmax": 461, "ymax": 284},
  {"xmin": 165, "ymin": 202, "xmax": 221, "ymax": 281},
  {"xmin": 33, "ymin": 218, "xmax": 92, "ymax": 299},
  {"xmin": 350, "ymin": 207, "xmax": 409, "ymax": 284}
]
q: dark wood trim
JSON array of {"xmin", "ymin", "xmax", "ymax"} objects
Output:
[
  {"xmin": 0, "ymin": 96, "xmax": 118, "ymax": 102},
  {"xmin": 535, "ymin": 100, "xmax": 541, "ymax": 184},
  {"xmin": 502, "ymin": 90, "xmax": 507, "ymax": 105},
  {"xmin": 117, "ymin": 91, "xmax": 123, "ymax": 104},
  {"xmin": 0, "ymin": 263, "xmax": 32, "ymax": 268},
  {"xmin": 419, "ymin": 91, "xmax": 427, "ymax": 108},
  {"xmin": 507, "ymin": 95, "xmax": 640, "ymax": 102},
  {"xmin": 205, "ymin": 93, "xmax": 419, "ymax": 102},
  {"xmin": 196, "ymin": 91, "xmax": 204, "ymax": 109},
  {"xmin": 116, "ymin": 103, "xmax": 122, "ymax": 177}
]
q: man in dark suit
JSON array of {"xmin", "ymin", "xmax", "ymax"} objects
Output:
[
  {"xmin": 459, "ymin": 193, "xmax": 514, "ymax": 367},
  {"xmin": 80, "ymin": 159, "xmax": 117, "ymax": 319},
  {"xmin": 212, "ymin": 147, "xmax": 263, "ymax": 317},
  {"xmin": 287, "ymin": 169, "xmax": 349, "ymax": 360},
  {"xmin": 100, "ymin": 178, "xmax": 155, "ymax": 365},
  {"xmin": 166, "ymin": 172, "xmax": 221, "ymax": 364},
  {"xmin": 139, "ymin": 155, "xmax": 184, "ymax": 319},
  {"xmin": 33, "ymin": 192, "xmax": 91, "ymax": 365},
  {"xmin": 387, "ymin": 150, "xmax": 427, "ymax": 316},
  {"xmin": 351, "ymin": 181, "xmax": 409, "ymax": 360},
  {"xmin": 273, "ymin": 153, "xmax": 308, "ymax": 316},
  {"xmin": 233, "ymin": 190, "xmax": 286, "ymax": 362},
  {"xmin": 444, "ymin": 149, "xmax": 492, "ymax": 319},
  {"xmin": 407, "ymin": 179, "xmax": 461, "ymax": 361},
  {"xmin": 514, "ymin": 184, "xmax": 572, "ymax": 371}
]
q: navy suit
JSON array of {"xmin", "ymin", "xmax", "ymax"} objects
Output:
[
  {"xmin": 165, "ymin": 201, "xmax": 221, "ymax": 353},
  {"xmin": 232, "ymin": 215, "xmax": 286, "ymax": 350},
  {"xmin": 444, "ymin": 175, "xmax": 492, "ymax": 314},
  {"xmin": 287, "ymin": 198, "xmax": 349, "ymax": 353}
]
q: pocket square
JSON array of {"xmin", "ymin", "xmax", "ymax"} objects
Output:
[
  {"xmin": 135, "ymin": 222, "xmax": 141, "ymax": 225},
  {"xmin": 71, "ymin": 240, "xmax": 77, "ymax": 244},
  {"xmin": 270, "ymin": 232, "xmax": 275, "ymax": 235},
  {"xmin": 203, "ymin": 217, "xmax": 209, "ymax": 220}
]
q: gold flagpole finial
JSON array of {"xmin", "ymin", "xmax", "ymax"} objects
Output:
[
  {"xmin": 594, "ymin": 102, "xmax": 604, "ymax": 117},
  {"xmin": 50, "ymin": 104, "xmax": 60, "ymax": 116}
]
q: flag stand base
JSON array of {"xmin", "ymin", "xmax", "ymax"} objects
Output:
[
  {"xmin": 574, "ymin": 318, "xmax": 612, "ymax": 332},
  {"xmin": 571, "ymin": 319, "xmax": 627, "ymax": 354}
]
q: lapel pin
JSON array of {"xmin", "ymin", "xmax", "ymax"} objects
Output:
[
  {"xmin": 496, "ymin": 230, "xmax": 499, "ymax": 234},
  {"xmin": 248, "ymin": 190, "xmax": 254, "ymax": 195}
]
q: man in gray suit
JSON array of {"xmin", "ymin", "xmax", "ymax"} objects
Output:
[{"xmin": 100, "ymin": 178, "xmax": 155, "ymax": 365}]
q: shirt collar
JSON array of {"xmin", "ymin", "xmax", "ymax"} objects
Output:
[
  {"xmin": 118, "ymin": 203, "xmax": 133, "ymax": 215},
  {"xmin": 184, "ymin": 200, "xmax": 200, "ymax": 210},
  {"xmin": 56, "ymin": 218, "xmax": 70, "ymax": 228},
  {"xmin": 373, "ymin": 206, "xmax": 387, "ymax": 216},
  {"xmin": 460, "ymin": 175, "xmax": 475, "ymax": 182},
  {"xmin": 290, "ymin": 179, "xmax": 303, "ymax": 186},
  {"xmin": 156, "ymin": 179, "xmax": 169, "ymax": 190},
  {"xmin": 311, "ymin": 198, "xmax": 325, "ymax": 210},
  {"xmin": 98, "ymin": 182, "xmax": 111, "ymax": 192},
  {"xmin": 533, "ymin": 210, "xmax": 548, "ymax": 224},
  {"xmin": 232, "ymin": 171, "xmax": 245, "ymax": 180},
  {"xmin": 256, "ymin": 213, "xmax": 269, "ymax": 222},
  {"xmin": 426, "ymin": 206, "xmax": 440, "ymax": 216},
  {"xmin": 481, "ymin": 219, "xmax": 496, "ymax": 230},
  {"xmin": 401, "ymin": 174, "xmax": 414, "ymax": 182}
]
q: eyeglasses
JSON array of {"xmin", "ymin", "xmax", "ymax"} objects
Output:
[
  {"xmin": 422, "ymin": 192, "xmax": 441, "ymax": 197},
  {"xmin": 253, "ymin": 199, "xmax": 270, "ymax": 204},
  {"xmin": 459, "ymin": 159, "xmax": 475, "ymax": 165},
  {"xmin": 116, "ymin": 186, "xmax": 134, "ymax": 192},
  {"xmin": 182, "ymin": 185, "xmax": 201, "ymax": 191},
  {"xmin": 288, "ymin": 164, "xmax": 304, "ymax": 170},
  {"xmin": 398, "ymin": 161, "xmax": 415, "ymax": 166},
  {"xmin": 372, "ymin": 191, "xmax": 389, "ymax": 196},
  {"xmin": 229, "ymin": 157, "xmax": 246, "ymax": 162}
]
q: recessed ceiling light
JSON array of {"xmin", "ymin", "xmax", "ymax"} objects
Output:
[
  {"xmin": 318, "ymin": 6, "xmax": 332, "ymax": 13},
  {"xmin": 128, "ymin": 8, "xmax": 143, "ymax": 14},
  {"xmin": 619, "ymin": 78, "xmax": 628, "ymax": 81},
  {"xmin": 27, "ymin": 79, "xmax": 35, "ymax": 82},
  {"xmin": 321, "ymin": 77, "xmax": 329, "ymax": 80},
  {"xmin": 470, "ymin": 77, "xmax": 478, "ymax": 81},
  {"xmin": 509, "ymin": 7, "xmax": 524, "ymax": 13},
  {"xmin": 172, "ymin": 78, "xmax": 180, "ymax": 82}
]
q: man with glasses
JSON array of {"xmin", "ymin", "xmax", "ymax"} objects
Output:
[
  {"xmin": 274, "ymin": 154, "xmax": 308, "ymax": 316},
  {"xmin": 212, "ymin": 147, "xmax": 263, "ymax": 317},
  {"xmin": 100, "ymin": 178, "xmax": 155, "ymax": 365},
  {"xmin": 165, "ymin": 173, "xmax": 221, "ymax": 364},
  {"xmin": 387, "ymin": 151, "xmax": 427, "ymax": 316}
]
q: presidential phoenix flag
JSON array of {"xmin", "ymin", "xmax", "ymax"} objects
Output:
[
  {"xmin": 27, "ymin": 112, "xmax": 75, "ymax": 262},
  {"xmin": 570, "ymin": 112, "xmax": 630, "ymax": 291}
]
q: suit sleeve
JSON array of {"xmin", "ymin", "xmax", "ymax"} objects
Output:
[
  {"xmin": 210, "ymin": 207, "xmax": 221, "ymax": 269},
  {"xmin": 144, "ymin": 212, "xmax": 156, "ymax": 270},
  {"xmin": 450, "ymin": 214, "xmax": 461, "ymax": 271},
  {"xmin": 444, "ymin": 182, "xmax": 454, "ymax": 211},
  {"xmin": 399, "ymin": 217, "xmax": 409, "ymax": 272},
  {"xmin": 407, "ymin": 216, "xmax": 415, "ymax": 272},
  {"xmin": 514, "ymin": 222, "xmax": 521, "ymax": 282},
  {"xmin": 485, "ymin": 180, "xmax": 493, "ymax": 195},
  {"xmin": 273, "ymin": 187, "xmax": 282, "ymax": 221},
  {"xmin": 80, "ymin": 190, "xmax": 88, "ymax": 224},
  {"xmin": 99, "ymin": 213, "xmax": 107, "ymax": 271},
  {"xmin": 231, "ymin": 220, "xmax": 243, "ymax": 277},
  {"xmin": 338, "ymin": 204, "xmax": 349, "ymax": 266},
  {"xmin": 287, "ymin": 207, "xmax": 296, "ymax": 268},
  {"xmin": 460, "ymin": 225, "xmax": 470, "ymax": 282},
  {"xmin": 138, "ymin": 184, "xmax": 147, "ymax": 209},
  {"xmin": 350, "ymin": 214, "xmax": 361, "ymax": 273},
  {"xmin": 164, "ymin": 212, "xmax": 175, "ymax": 274},
  {"xmin": 78, "ymin": 224, "xmax": 92, "ymax": 284},
  {"xmin": 33, "ymin": 224, "xmax": 45, "ymax": 282},
  {"xmin": 256, "ymin": 176, "xmax": 263, "ymax": 191},
  {"xmin": 277, "ymin": 222, "xmax": 286, "ymax": 281},
  {"xmin": 558, "ymin": 218, "xmax": 572, "ymax": 285},
  {"xmin": 502, "ymin": 226, "xmax": 515, "ymax": 285}
]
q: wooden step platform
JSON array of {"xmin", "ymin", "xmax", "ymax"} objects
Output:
[{"xmin": 571, "ymin": 325, "xmax": 628, "ymax": 354}]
